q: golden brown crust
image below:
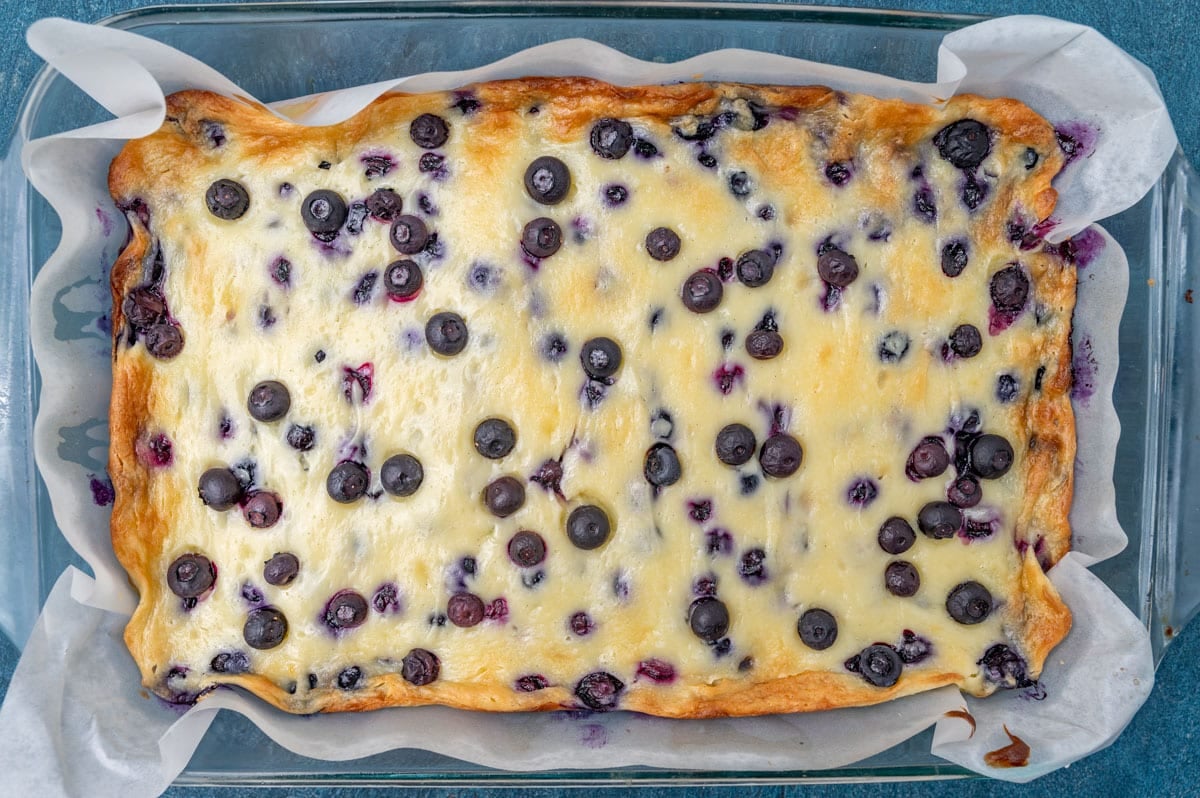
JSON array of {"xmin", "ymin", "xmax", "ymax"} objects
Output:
[{"xmin": 109, "ymin": 78, "xmax": 1074, "ymax": 717}]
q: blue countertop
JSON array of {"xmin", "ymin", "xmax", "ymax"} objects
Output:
[{"xmin": 4, "ymin": 1, "xmax": 1197, "ymax": 795}]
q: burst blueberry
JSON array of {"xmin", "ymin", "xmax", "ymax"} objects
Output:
[
  {"xmin": 948, "ymin": 324, "xmax": 983, "ymax": 358},
  {"xmin": 941, "ymin": 240, "xmax": 968, "ymax": 278},
  {"xmin": 210, "ymin": 651, "xmax": 250, "ymax": 674},
  {"xmin": 947, "ymin": 474, "xmax": 982, "ymax": 508},
  {"xmin": 402, "ymin": 648, "xmax": 440, "ymax": 685},
  {"xmin": 978, "ymin": 644, "xmax": 1034, "ymax": 689},
  {"xmin": 990, "ymin": 266, "xmax": 1030, "ymax": 313},
  {"xmin": 934, "ymin": 119, "xmax": 991, "ymax": 169},
  {"xmin": 574, "ymin": 671, "xmax": 624, "ymax": 711},
  {"xmin": 590, "ymin": 118, "xmax": 634, "ymax": 159}
]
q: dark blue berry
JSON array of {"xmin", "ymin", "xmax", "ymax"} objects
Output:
[
  {"xmin": 759, "ymin": 433, "xmax": 803, "ymax": 478},
  {"xmin": 426, "ymin": 311, "xmax": 468, "ymax": 356},
  {"xmin": 878, "ymin": 517, "xmax": 916, "ymax": 554},
  {"xmin": 206, "ymin": 179, "xmax": 249, "ymax": 220},
  {"xmin": 885, "ymin": 561, "xmax": 921, "ymax": 597},
  {"xmin": 897, "ymin": 630, "xmax": 933, "ymax": 664},
  {"xmin": 603, "ymin": 184, "xmax": 629, "ymax": 206},
  {"xmin": 447, "ymin": 592, "xmax": 485, "ymax": 627},
  {"xmin": 242, "ymin": 490, "xmax": 281, "ymax": 528},
  {"xmin": 401, "ymin": 648, "xmax": 440, "ymax": 685},
  {"xmin": 327, "ymin": 461, "xmax": 369, "ymax": 503},
  {"xmin": 738, "ymin": 548, "xmax": 767, "ymax": 584},
  {"xmin": 263, "ymin": 552, "xmax": 299, "ymax": 586},
  {"xmin": 337, "ymin": 666, "xmax": 364, "ymax": 689},
  {"xmin": 516, "ymin": 674, "xmax": 551, "ymax": 692},
  {"xmin": 324, "ymin": 590, "xmax": 369, "ymax": 630},
  {"xmin": 473, "ymin": 418, "xmax": 516, "ymax": 459},
  {"xmin": 728, "ymin": 171, "xmax": 751, "ymax": 196},
  {"xmin": 817, "ymin": 247, "xmax": 858, "ymax": 287},
  {"xmin": 508, "ymin": 530, "xmax": 547, "ymax": 568},
  {"xmin": 524, "ymin": 156, "xmax": 571, "ymax": 204},
  {"xmin": 934, "ymin": 119, "xmax": 991, "ymax": 169},
  {"xmin": 352, "ymin": 272, "xmax": 378, "ymax": 304},
  {"xmin": 745, "ymin": 329, "xmax": 783, "ymax": 359},
  {"xmin": 381, "ymin": 454, "xmax": 423, "ymax": 497},
  {"xmin": 365, "ymin": 187, "xmax": 402, "ymax": 220},
  {"xmin": 580, "ymin": 337, "xmax": 621, "ymax": 379},
  {"xmin": 946, "ymin": 581, "xmax": 993, "ymax": 624},
  {"xmin": 567, "ymin": 505, "xmax": 611, "ymax": 550},
  {"xmin": 736, "ymin": 249, "xmax": 775, "ymax": 287},
  {"xmin": 971, "ymin": 434, "xmax": 1014, "ymax": 479},
  {"xmin": 996, "ymin": 374, "xmax": 1019, "ymax": 403},
  {"xmin": 847, "ymin": 478, "xmax": 878, "ymax": 507},
  {"xmin": 243, "ymin": 607, "xmax": 287, "ymax": 649},
  {"xmin": 569, "ymin": 612, "xmax": 594, "ymax": 636},
  {"xmin": 878, "ymin": 331, "xmax": 910, "ymax": 363},
  {"xmin": 941, "ymin": 240, "xmax": 969, "ymax": 278},
  {"xmin": 483, "ymin": 476, "xmax": 526, "ymax": 517},
  {"xmin": 688, "ymin": 596, "xmax": 730, "ymax": 642},
  {"xmin": 211, "ymin": 651, "xmax": 250, "ymax": 674},
  {"xmin": 798, "ymin": 608, "xmax": 837, "ymax": 650},
  {"xmin": 962, "ymin": 173, "xmax": 987, "ymax": 210},
  {"xmin": 574, "ymin": 671, "xmax": 624, "ymax": 711},
  {"xmin": 978, "ymin": 644, "xmax": 1034, "ymax": 688},
  {"xmin": 168, "ymin": 554, "xmax": 215, "ymax": 598},
  {"xmin": 285, "ymin": 424, "xmax": 315, "ymax": 452},
  {"xmin": 990, "ymin": 266, "xmax": 1030, "ymax": 313},
  {"xmin": 913, "ymin": 186, "xmax": 937, "ymax": 222},
  {"xmin": 198, "ymin": 468, "xmax": 242, "ymax": 510},
  {"xmin": 948, "ymin": 324, "xmax": 982, "ymax": 358},
  {"xmin": 410, "ymin": 114, "xmax": 449, "ymax": 148},
  {"xmin": 825, "ymin": 161, "xmax": 852, "ymax": 185},
  {"xmin": 590, "ymin": 118, "xmax": 633, "ymax": 159},
  {"xmin": 906, "ymin": 437, "xmax": 949, "ymax": 480},
  {"xmin": 143, "ymin": 323, "xmax": 184, "ymax": 358},
  {"xmin": 390, "ymin": 214, "xmax": 429, "ymax": 255},
  {"xmin": 715, "ymin": 423, "xmax": 756, "ymax": 466},
  {"xmin": 855, "ymin": 644, "xmax": 903, "ymax": 687},
  {"xmin": 301, "ymin": 190, "xmax": 346, "ymax": 236},
  {"xmin": 918, "ymin": 501, "xmax": 962, "ymax": 539},
  {"xmin": 385, "ymin": 259, "xmax": 423, "ymax": 301},
  {"xmin": 521, "ymin": 217, "xmax": 562, "ymax": 258},
  {"xmin": 947, "ymin": 474, "xmax": 982, "ymax": 508},
  {"xmin": 681, "ymin": 270, "xmax": 723, "ymax": 313},
  {"xmin": 646, "ymin": 227, "xmax": 682, "ymax": 261},
  {"xmin": 247, "ymin": 380, "xmax": 290, "ymax": 422}
]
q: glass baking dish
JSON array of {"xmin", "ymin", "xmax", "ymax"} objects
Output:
[{"xmin": 3, "ymin": 0, "xmax": 1198, "ymax": 786}]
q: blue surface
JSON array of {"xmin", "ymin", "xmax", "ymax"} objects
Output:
[{"xmin": 3, "ymin": 0, "xmax": 1198, "ymax": 795}]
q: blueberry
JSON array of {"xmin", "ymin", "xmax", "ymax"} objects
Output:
[
  {"xmin": 301, "ymin": 190, "xmax": 347, "ymax": 235},
  {"xmin": 715, "ymin": 423, "xmax": 756, "ymax": 466},
  {"xmin": 337, "ymin": 666, "xmax": 365, "ymax": 690},
  {"xmin": 384, "ymin": 259, "xmax": 423, "ymax": 301},
  {"xmin": 484, "ymin": 476, "xmax": 526, "ymax": 517},
  {"xmin": 947, "ymin": 474, "xmax": 982, "ymax": 508},
  {"xmin": 906, "ymin": 437, "xmax": 949, "ymax": 480},
  {"xmin": 247, "ymin": 380, "xmax": 290, "ymax": 422},
  {"xmin": 961, "ymin": 173, "xmax": 987, "ymax": 210},
  {"xmin": 681, "ymin": 270, "xmax": 723, "ymax": 313},
  {"xmin": 424, "ymin": 311, "xmax": 469, "ymax": 357},
  {"xmin": 574, "ymin": 671, "xmax": 624, "ymax": 711},
  {"xmin": 948, "ymin": 324, "xmax": 983, "ymax": 358},
  {"xmin": 419, "ymin": 152, "xmax": 445, "ymax": 174},
  {"xmin": 242, "ymin": 582, "xmax": 265, "ymax": 606},
  {"xmin": 263, "ymin": 552, "xmax": 300, "ymax": 586},
  {"xmin": 318, "ymin": 160, "xmax": 332, "ymax": 170},
  {"xmin": 243, "ymin": 607, "xmax": 288, "ymax": 650},
  {"xmin": 757, "ymin": 204, "xmax": 776, "ymax": 220},
  {"xmin": 521, "ymin": 217, "xmax": 563, "ymax": 258},
  {"xmin": 447, "ymin": 592, "xmax": 486, "ymax": 627},
  {"xmin": 1035, "ymin": 366, "xmax": 1046, "ymax": 391},
  {"xmin": 646, "ymin": 227, "xmax": 682, "ymax": 261},
  {"xmin": 143, "ymin": 323, "xmax": 184, "ymax": 359},
  {"xmin": 283, "ymin": 424, "xmax": 315, "ymax": 452},
  {"xmin": 736, "ymin": 249, "xmax": 775, "ymax": 287},
  {"xmin": 946, "ymin": 581, "xmax": 993, "ymax": 625},
  {"xmin": 201, "ymin": 120, "xmax": 226, "ymax": 148},
  {"xmin": 410, "ymin": 113, "xmax": 449, "ymax": 148},
  {"xmin": 507, "ymin": 530, "xmax": 547, "ymax": 567},
  {"xmin": 825, "ymin": 161, "xmax": 852, "ymax": 186},
  {"xmin": 390, "ymin": 215, "xmax": 430, "ymax": 255},
  {"xmin": 1024, "ymin": 148, "xmax": 1039, "ymax": 169},
  {"xmin": 913, "ymin": 186, "xmax": 937, "ymax": 223},
  {"xmin": 941, "ymin": 240, "xmax": 968, "ymax": 277},
  {"xmin": 697, "ymin": 152, "xmax": 717, "ymax": 168},
  {"xmin": 978, "ymin": 644, "xmax": 1034, "ymax": 689},
  {"xmin": 373, "ymin": 583, "xmax": 401, "ymax": 613},
  {"xmin": 473, "ymin": 418, "xmax": 516, "ymax": 459},
  {"xmin": 878, "ymin": 517, "xmax": 916, "ymax": 555},
  {"xmin": 210, "ymin": 651, "xmax": 250, "ymax": 674},
  {"xmin": 242, "ymin": 490, "xmax": 282, "ymax": 528},
  {"xmin": 990, "ymin": 266, "xmax": 1030, "ymax": 313},
  {"xmin": 996, "ymin": 374, "xmax": 1019, "ymax": 403},
  {"xmin": 797, "ymin": 608, "xmax": 838, "ymax": 650},
  {"xmin": 759, "ymin": 433, "xmax": 803, "ymax": 478},
  {"xmin": 716, "ymin": 257, "xmax": 735, "ymax": 282},
  {"xmin": 688, "ymin": 596, "xmax": 730, "ymax": 642},
  {"xmin": 327, "ymin": 461, "xmax": 369, "ymax": 503},
  {"xmin": 738, "ymin": 547, "xmax": 767, "ymax": 584},
  {"xmin": 633, "ymin": 139, "xmax": 658, "ymax": 158},
  {"xmin": 847, "ymin": 479, "xmax": 878, "ymax": 507},
  {"xmin": 693, "ymin": 573, "xmax": 717, "ymax": 596},
  {"xmin": 381, "ymin": 453, "xmax": 423, "ymax": 497},
  {"xmin": 745, "ymin": 330, "xmax": 783, "ymax": 360},
  {"xmin": 198, "ymin": 468, "xmax": 243, "ymax": 510},
  {"xmin": 365, "ymin": 187, "xmax": 403, "ymax": 221},
  {"xmin": 362, "ymin": 155, "xmax": 395, "ymax": 180},
  {"xmin": 324, "ymin": 589, "xmax": 369, "ymax": 630},
  {"xmin": 590, "ymin": 118, "xmax": 633, "ymax": 159},
  {"xmin": 726, "ymin": 169, "xmax": 753, "ymax": 198},
  {"xmin": 580, "ymin": 337, "xmax": 622, "ymax": 379},
  {"xmin": 167, "ymin": 553, "xmax": 215, "ymax": 598},
  {"xmin": 314, "ymin": 350, "xmax": 326, "ymax": 363},
  {"xmin": 817, "ymin": 247, "xmax": 859, "ymax": 287},
  {"xmin": 515, "ymin": 674, "xmax": 551, "ymax": 692},
  {"xmin": 524, "ymin": 156, "xmax": 571, "ymax": 204},
  {"xmin": 401, "ymin": 648, "xmax": 440, "ymax": 685},
  {"xmin": 123, "ymin": 286, "xmax": 166, "ymax": 329},
  {"xmin": 205, "ymin": 179, "xmax": 249, "ymax": 220},
  {"xmin": 352, "ymin": 271, "xmax": 378, "ymax": 304},
  {"xmin": 885, "ymin": 561, "xmax": 921, "ymax": 597},
  {"xmin": 740, "ymin": 473, "xmax": 761, "ymax": 496},
  {"xmin": 636, "ymin": 659, "xmax": 677, "ymax": 683},
  {"xmin": 566, "ymin": 504, "xmax": 611, "ymax": 550},
  {"xmin": 530, "ymin": 458, "xmax": 564, "ymax": 495},
  {"xmin": 878, "ymin": 331, "xmax": 910, "ymax": 363},
  {"xmin": 897, "ymin": 630, "xmax": 933, "ymax": 664},
  {"xmin": 918, "ymin": 501, "xmax": 962, "ymax": 539},
  {"xmin": 688, "ymin": 500, "xmax": 713, "ymax": 523},
  {"xmin": 934, "ymin": 119, "xmax": 991, "ymax": 169},
  {"xmin": 970, "ymin": 434, "xmax": 1014, "ymax": 479},
  {"xmin": 856, "ymin": 644, "xmax": 903, "ymax": 687},
  {"xmin": 603, "ymin": 184, "xmax": 629, "ymax": 206},
  {"xmin": 569, "ymin": 611, "xmax": 594, "ymax": 636},
  {"xmin": 541, "ymin": 332, "xmax": 569, "ymax": 362},
  {"xmin": 644, "ymin": 443, "xmax": 682, "ymax": 488}
]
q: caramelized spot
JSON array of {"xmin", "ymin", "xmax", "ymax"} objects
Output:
[
  {"xmin": 984, "ymin": 725, "xmax": 1030, "ymax": 768},
  {"xmin": 944, "ymin": 708, "xmax": 976, "ymax": 738}
]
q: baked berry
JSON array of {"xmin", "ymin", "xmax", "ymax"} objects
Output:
[
  {"xmin": 123, "ymin": 286, "xmax": 166, "ymax": 329},
  {"xmin": 917, "ymin": 501, "xmax": 962, "ymax": 539},
  {"xmin": 603, "ymin": 184, "xmax": 629, "ymax": 206},
  {"xmin": 521, "ymin": 217, "xmax": 562, "ymax": 258},
  {"xmin": 365, "ymin": 188, "xmax": 403, "ymax": 220},
  {"xmin": 634, "ymin": 138, "xmax": 658, "ymax": 158},
  {"xmin": 941, "ymin": 240, "xmax": 968, "ymax": 277},
  {"xmin": 913, "ymin": 185, "xmax": 937, "ymax": 222},
  {"xmin": 971, "ymin": 434, "xmax": 1014, "ymax": 479},
  {"xmin": 143, "ymin": 323, "xmax": 184, "ymax": 359},
  {"xmin": 373, "ymin": 583, "xmax": 401, "ymax": 613},
  {"xmin": 636, "ymin": 659, "xmax": 677, "ymax": 683},
  {"xmin": 566, "ymin": 504, "xmax": 611, "ymax": 550},
  {"xmin": 715, "ymin": 423, "xmax": 756, "ymax": 466},
  {"xmin": 961, "ymin": 173, "xmax": 987, "ymax": 210},
  {"xmin": 263, "ymin": 552, "xmax": 300, "ymax": 586},
  {"xmin": 897, "ymin": 630, "xmax": 933, "ymax": 664},
  {"xmin": 736, "ymin": 249, "xmax": 775, "ymax": 287},
  {"xmin": 524, "ymin": 156, "xmax": 571, "ymax": 204},
  {"xmin": 990, "ymin": 266, "xmax": 1030, "ymax": 313},
  {"xmin": 644, "ymin": 443, "xmax": 682, "ymax": 488},
  {"xmin": 580, "ymin": 337, "xmax": 622, "ymax": 379},
  {"xmin": 326, "ymin": 461, "xmax": 369, "ymax": 503},
  {"xmin": 646, "ymin": 227, "xmax": 682, "ymax": 261},
  {"xmin": 247, "ymin": 380, "xmax": 290, "ymax": 422},
  {"xmin": 206, "ymin": 179, "xmax": 249, "ymax": 220},
  {"xmin": 541, "ymin": 332, "xmax": 569, "ymax": 362},
  {"xmin": 759, "ymin": 433, "xmax": 803, "ymax": 478},
  {"xmin": 447, "ymin": 592, "xmax": 486, "ymax": 627},
  {"xmin": 947, "ymin": 474, "xmax": 982, "ymax": 508},
  {"xmin": 946, "ymin": 581, "xmax": 993, "ymax": 625},
  {"xmin": 243, "ymin": 607, "xmax": 288, "ymax": 650},
  {"xmin": 934, "ymin": 119, "xmax": 991, "ymax": 169},
  {"xmin": 508, "ymin": 530, "xmax": 547, "ymax": 568},
  {"xmin": 425, "ymin": 311, "xmax": 469, "ymax": 356},
  {"xmin": 906, "ymin": 437, "xmax": 950, "ymax": 480},
  {"xmin": 300, "ymin": 189, "xmax": 347, "ymax": 235},
  {"xmin": 473, "ymin": 418, "xmax": 516, "ymax": 459},
  {"xmin": 285, "ymin": 424, "xmax": 315, "ymax": 451},
  {"xmin": 797, "ymin": 608, "xmax": 837, "ymax": 650},
  {"xmin": 745, "ymin": 330, "xmax": 783, "ymax": 359},
  {"xmin": 410, "ymin": 113, "xmax": 449, "ymax": 148},
  {"xmin": 337, "ymin": 666, "xmax": 365, "ymax": 690},
  {"xmin": 569, "ymin": 611, "xmax": 595, "ymax": 636},
  {"xmin": 728, "ymin": 170, "xmax": 751, "ymax": 196},
  {"xmin": 856, "ymin": 644, "xmax": 903, "ymax": 687},
  {"xmin": 484, "ymin": 476, "xmax": 526, "ymax": 517},
  {"xmin": 324, "ymin": 589, "xmax": 369, "ymax": 630},
  {"xmin": 978, "ymin": 644, "xmax": 1034, "ymax": 689},
  {"xmin": 688, "ymin": 596, "xmax": 730, "ymax": 642},
  {"xmin": 948, "ymin": 324, "xmax": 983, "ymax": 358},
  {"xmin": 878, "ymin": 516, "xmax": 917, "ymax": 554},
  {"xmin": 198, "ymin": 467, "xmax": 243, "ymax": 510},
  {"xmin": 401, "ymin": 648, "xmax": 440, "ymax": 685},
  {"xmin": 996, "ymin": 374, "xmax": 1020, "ymax": 403},
  {"xmin": 381, "ymin": 453, "xmax": 423, "ymax": 497},
  {"xmin": 590, "ymin": 118, "xmax": 634, "ymax": 159},
  {"xmin": 515, "ymin": 674, "xmax": 551, "ymax": 692},
  {"xmin": 243, "ymin": 490, "xmax": 282, "ymax": 528},
  {"xmin": 352, "ymin": 271, "xmax": 378, "ymax": 304},
  {"xmin": 384, "ymin": 259, "xmax": 423, "ymax": 301},
  {"xmin": 825, "ymin": 161, "xmax": 852, "ymax": 185},
  {"xmin": 878, "ymin": 331, "xmax": 910, "ymax": 363},
  {"xmin": 390, "ymin": 214, "xmax": 429, "ymax": 254},
  {"xmin": 530, "ymin": 458, "xmax": 564, "ymax": 495},
  {"xmin": 167, "ymin": 554, "xmax": 215, "ymax": 598},
  {"xmin": 210, "ymin": 651, "xmax": 250, "ymax": 674},
  {"xmin": 574, "ymin": 671, "xmax": 624, "ymax": 711},
  {"xmin": 885, "ymin": 561, "xmax": 921, "ymax": 597},
  {"xmin": 681, "ymin": 270, "xmax": 723, "ymax": 313},
  {"xmin": 738, "ymin": 547, "xmax": 767, "ymax": 584},
  {"xmin": 817, "ymin": 247, "xmax": 859, "ymax": 287}
]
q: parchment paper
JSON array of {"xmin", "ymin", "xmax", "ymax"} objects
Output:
[{"xmin": 2, "ymin": 14, "xmax": 1176, "ymax": 794}]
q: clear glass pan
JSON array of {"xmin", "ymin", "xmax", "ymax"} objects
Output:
[{"xmin": 3, "ymin": 1, "xmax": 1197, "ymax": 785}]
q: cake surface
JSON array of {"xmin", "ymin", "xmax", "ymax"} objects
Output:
[{"xmin": 107, "ymin": 78, "xmax": 1074, "ymax": 717}]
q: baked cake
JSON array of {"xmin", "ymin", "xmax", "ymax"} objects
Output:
[{"xmin": 107, "ymin": 78, "xmax": 1074, "ymax": 717}]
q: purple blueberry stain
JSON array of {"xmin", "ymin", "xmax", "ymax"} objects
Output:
[
  {"xmin": 1054, "ymin": 226, "xmax": 1106, "ymax": 269},
  {"xmin": 693, "ymin": 573, "xmax": 717, "ymax": 597},
  {"xmin": 258, "ymin": 305, "xmax": 276, "ymax": 329},
  {"xmin": 372, "ymin": 582, "xmax": 402, "ymax": 614},
  {"xmin": 341, "ymin": 362, "xmax": 374, "ymax": 405},
  {"xmin": 467, "ymin": 262, "xmax": 501, "ymax": 294},
  {"xmin": 580, "ymin": 724, "xmax": 608, "ymax": 749},
  {"xmin": 706, "ymin": 528, "xmax": 733, "ymax": 555},
  {"xmin": 571, "ymin": 216, "xmax": 593, "ymax": 244},
  {"xmin": 360, "ymin": 152, "xmax": 396, "ymax": 179},
  {"xmin": 419, "ymin": 152, "xmax": 449, "ymax": 180},
  {"xmin": 201, "ymin": 120, "xmax": 226, "ymax": 148},
  {"xmin": 241, "ymin": 583, "xmax": 265, "ymax": 606},
  {"xmin": 738, "ymin": 548, "xmax": 768, "ymax": 585},
  {"xmin": 485, "ymin": 597, "xmax": 509, "ymax": 623},
  {"xmin": 821, "ymin": 283, "xmax": 842, "ymax": 312},
  {"xmin": 270, "ymin": 256, "xmax": 292, "ymax": 287},
  {"xmin": 712, "ymin": 363, "xmax": 745, "ymax": 395},
  {"xmin": 1022, "ymin": 682, "xmax": 1049, "ymax": 701},
  {"xmin": 530, "ymin": 458, "xmax": 565, "ymax": 499},
  {"xmin": 959, "ymin": 512, "xmax": 1000, "ymax": 541},
  {"xmin": 612, "ymin": 572, "xmax": 631, "ymax": 602},
  {"xmin": 1054, "ymin": 121, "xmax": 1099, "ymax": 168},
  {"xmin": 417, "ymin": 192, "xmax": 439, "ymax": 217},
  {"xmin": 88, "ymin": 474, "xmax": 115, "ymax": 506},
  {"xmin": 1070, "ymin": 335, "xmax": 1097, "ymax": 404},
  {"xmin": 988, "ymin": 306, "xmax": 1019, "ymax": 336},
  {"xmin": 688, "ymin": 499, "xmax": 713, "ymax": 523},
  {"xmin": 137, "ymin": 433, "xmax": 174, "ymax": 468},
  {"xmin": 847, "ymin": 478, "xmax": 879, "ymax": 507},
  {"xmin": 452, "ymin": 92, "xmax": 481, "ymax": 114},
  {"xmin": 95, "ymin": 207, "xmax": 114, "ymax": 237},
  {"xmin": 636, "ymin": 658, "xmax": 677, "ymax": 684}
]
